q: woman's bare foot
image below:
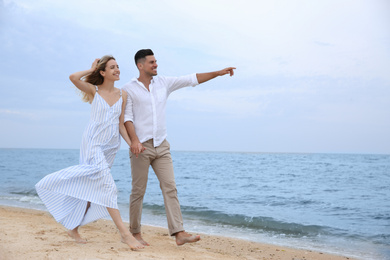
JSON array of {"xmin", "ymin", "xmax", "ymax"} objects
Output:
[
  {"xmin": 175, "ymin": 231, "xmax": 201, "ymax": 246},
  {"xmin": 132, "ymin": 232, "xmax": 150, "ymax": 246},
  {"xmin": 121, "ymin": 234, "xmax": 145, "ymax": 250},
  {"xmin": 67, "ymin": 228, "xmax": 87, "ymax": 244}
]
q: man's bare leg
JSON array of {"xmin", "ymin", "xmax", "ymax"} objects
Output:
[
  {"xmin": 175, "ymin": 231, "xmax": 201, "ymax": 246},
  {"xmin": 107, "ymin": 207, "xmax": 144, "ymax": 250},
  {"xmin": 132, "ymin": 232, "xmax": 150, "ymax": 246},
  {"xmin": 67, "ymin": 226, "xmax": 87, "ymax": 244}
]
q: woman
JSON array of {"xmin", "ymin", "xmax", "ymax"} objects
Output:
[{"xmin": 35, "ymin": 55, "xmax": 144, "ymax": 250}]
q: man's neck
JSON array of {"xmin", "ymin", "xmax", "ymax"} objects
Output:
[{"xmin": 137, "ymin": 74, "xmax": 153, "ymax": 91}]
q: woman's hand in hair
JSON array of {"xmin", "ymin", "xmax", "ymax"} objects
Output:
[{"xmin": 91, "ymin": 58, "xmax": 100, "ymax": 72}]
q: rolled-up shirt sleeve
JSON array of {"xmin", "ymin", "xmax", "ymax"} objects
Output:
[
  {"xmin": 166, "ymin": 73, "xmax": 199, "ymax": 95},
  {"xmin": 122, "ymin": 86, "xmax": 134, "ymax": 123}
]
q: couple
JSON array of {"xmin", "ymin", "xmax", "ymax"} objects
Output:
[{"xmin": 35, "ymin": 49, "xmax": 235, "ymax": 251}]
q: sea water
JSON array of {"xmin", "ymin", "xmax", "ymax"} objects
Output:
[{"xmin": 0, "ymin": 148, "xmax": 389, "ymax": 259}]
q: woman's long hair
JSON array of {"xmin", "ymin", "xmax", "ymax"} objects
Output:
[{"xmin": 80, "ymin": 55, "xmax": 116, "ymax": 103}]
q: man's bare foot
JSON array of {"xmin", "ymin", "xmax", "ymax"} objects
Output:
[
  {"xmin": 67, "ymin": 228, "xmax": 87, "ymax": 244},
  {"xmin": 175, "ymin": 231, "xmax": 201, "ymax": 246},
  {"xmin": 121, "ymin": 234, "xmax": 144, "ymax": 250},
  {"xmin": 132, "ymin": 232, "xmax": 150, "ymax": 246}
]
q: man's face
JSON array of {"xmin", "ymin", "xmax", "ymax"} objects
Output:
[{"xmin": 140, "ymin": 55, "xmax": 158, "ymax": 76}]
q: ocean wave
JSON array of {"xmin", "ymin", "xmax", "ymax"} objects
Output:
[
  {"xmin": 143, "ymin": 203, "xmax": 333, "ymax": 237},
  {"xmin": 369, "ymin": 234, "xmax": 390, "ymax": 246},
  {"xmin": 10, "ymin": 189, "xmax": 38, "ymax": 196},
  {"xmin": 0, "ymin": 195, "xmax": 43, "ymax": 205}
]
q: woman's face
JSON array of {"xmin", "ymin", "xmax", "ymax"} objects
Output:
[{"xmin": 101, "ymin": 59, "xmax": 120, "ymax": 81}]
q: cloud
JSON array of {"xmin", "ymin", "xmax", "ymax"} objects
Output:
[
  {"xmin": 0, "ymin": 108, "xmax": 90, "ymax": 122},
  {"xmin": 1, "ymin": 0, "xmax": 389, "ymax": 153},
  {"xmin": 170, "ymin": 88, "xmax": 267, "ymax": 117},
  {"xmin": 169, "ymin": 82, "xmax": 318, "ymax": 118},
  {"xmin": 0, "ymin": 109, "xmax": 37, "ymax": 120},
  {"xmin": 5, "ymin": 0, "xmax": 389, "ymax": 81}
]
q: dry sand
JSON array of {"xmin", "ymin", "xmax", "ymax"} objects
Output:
[{"xmin": 0, "ymin": 205, "xmax": 357, "ymax": 260}]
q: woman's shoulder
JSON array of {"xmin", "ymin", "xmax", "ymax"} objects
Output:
[
  {"xmin": 114, "ymin": 87, "xmax": 123, "ymax": 93},
  {"xmin": 118, "ymin": 87, "xmax": 127, "ymax": 98}
]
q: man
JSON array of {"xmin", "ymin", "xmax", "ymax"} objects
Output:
[{"xmin": 122, "ymin": 49, "xmax": 235, "ymax": 246}]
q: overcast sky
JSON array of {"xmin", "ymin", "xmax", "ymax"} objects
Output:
[{"xmin": 1, "ymin": 0, "xmax": 389, "ymax": 154}]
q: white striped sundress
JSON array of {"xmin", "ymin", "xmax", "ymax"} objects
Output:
[{"xmin": 35, "ymin": 86, "xmax": 123, "ymax": 230}]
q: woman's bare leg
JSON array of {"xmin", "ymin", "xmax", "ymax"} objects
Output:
[
  {"xmin": 107, "ymin": 207, "xmax": 144, "ymax": 250},
  {"xmin": 67, "ymin": 201, "xmax": 91, "ymax": 243},
  {"xmin": 85, "ymin": 201, "xmax": 91, "ymax": 214},
  {"xmin": 67, "ymin": 226, "xmax": 87, "ymax": 244}
]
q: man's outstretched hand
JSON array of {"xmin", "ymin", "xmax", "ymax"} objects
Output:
[
  {"xmin": 218, "ymin": 67, "xmax": 236, "ymax": 76},
  {"xmin": 196, "ymin": 67, "xmax": 236, "ymax": 84}
]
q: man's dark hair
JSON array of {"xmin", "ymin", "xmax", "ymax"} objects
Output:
[{"xmin": 134, "ymin": 49, "xmax": 154, "ymax": 65}]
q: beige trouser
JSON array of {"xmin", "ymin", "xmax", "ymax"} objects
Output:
[{"xmin": 129, "ymin": 139, "xmax": 184, "ymax": 236}]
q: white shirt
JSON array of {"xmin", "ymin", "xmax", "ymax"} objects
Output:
[{"xmin": 122, "ymin": 74, "xmax": 199, "ymax": 147}]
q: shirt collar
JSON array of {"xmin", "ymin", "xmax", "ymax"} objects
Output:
[
  {"xmin": 131, "ymin": 76, "xmax": 156, "ymax": 82},
  {"xmin": 131, "ymin": 77, "xmax": 156, "ymax": 86}
]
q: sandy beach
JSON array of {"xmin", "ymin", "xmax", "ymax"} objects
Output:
[{"xmin": 0, "ymin": 205, "xmax": 357, "ymax": 260}]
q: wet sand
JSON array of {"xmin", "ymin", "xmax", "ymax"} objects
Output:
[{"xmin": 0, "ymin": 205, "xmax": 356, "ymax": 260}]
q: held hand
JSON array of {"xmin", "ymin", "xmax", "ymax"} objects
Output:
[
  {"xmin": 218, "ymin": 67, "xmax": 236, "ymax": 77},
  {"xmin": 131, "ymin": 141, "xmax": 146, "ymax": 158}
]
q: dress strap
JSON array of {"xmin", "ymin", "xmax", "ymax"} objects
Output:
[
  {"xmin": 119, "ymin": 89, "xmax": 122, "ymax": 96},
  {"xmin": 95, "ymin": 85, "xmax": 98, "ymax": 92}
]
